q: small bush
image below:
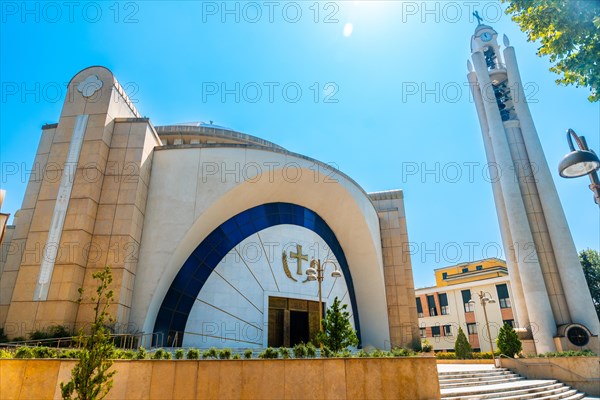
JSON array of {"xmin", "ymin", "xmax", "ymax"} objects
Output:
[
  {"xmin": 435, "ymin": 352, "xmax": 457, "ymax": 360},
  {"xmin": 306, "ymin": 342, "xmax": 317, "ymax": 358},
  {"xmin": 115, "ymin": 349, "xmax": 136, "ymax": 359},
  {"xmin": 0, "ymin": 328, "xmax": 8, "ymax": 343},
  {"xmin": 136, "ymin": 347, "xmax": 148, "ymax": 360},
  {"xmin": 203, "ymin": 348, "xmax": 218, "ymax": 359},
  {"xmin": 356, "ymin": 349, "xmax": 370, "ymax": 357},
  {"xmin": 12, "ymin": 337, "xmax": 27, "ymax": 342},
  {"xmin": 278, "ymin": 347, "xmax": 290, "ymax": 359},
  {"xmin": 391, "ymin": 347, "xmax": 415, "ymax": 357},
  {"xmin": 496, "ymin": 323, "xmax": 522, "ymax": 357},
  {"xmin": 32, "ymin": 346, "xmax": 57, "ymax": 358},
  {"xmin": 152, "ymin": 348, "xmax": 166, "ymax": 359},
  {"xmin": 175, "ymin": 349, "xmax": 185, "ymax": 360},
  {"xmin": 454, "ymin": 327, "xmax": 473, "ymax": 359},
  {"xmin": 258, "ymin": 347, "xmax": 278, "ymax": 359},
  {"xmin": 187, "ymin": 348, "xmax": 200, "ymax": 360},
  {"xmin": 219, "ymin": 348, "xmax": 232, "ymax": 360},
  {"xmin": 293, "ymin": 343, "xmax": 307, "ymax": 359},
  {"xmin": 59, "ymin": 349, "xmax": 81, "ymax": 359},
  {"xmin": 243, "ymin": 349, "xmax": 253, "ymax": 359},
  {"xmin": 0, "ymin": 349, "xmax": 13, "ymax": 358},
  {"xmin": 232, "ymin": 353, "xmax": 241, "ymax": 360},
  {"xmin": 421, "ymin": 339, "xmax": 433, "ymax": 353},
  {"xmin": 14, "ymin": 347, "xmax": 34, "ymax": 359},
  {"xmin": 321, "ymin": 346, "xmax": 334, "ymax": 358},
  {"xmin": 337, "ymin": 349, "xmax": 352, "ymax": 358},
  {"xmin": 536, "ymin": 350, "xmax": 596, "ymax": 358}
]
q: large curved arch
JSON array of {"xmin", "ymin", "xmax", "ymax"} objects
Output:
[{"xmin": 153, "ymin": 202, "xmax": 359, "ymax": 347}]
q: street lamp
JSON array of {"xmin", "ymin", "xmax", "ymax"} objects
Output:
[
  {"xmin": 468, "ymin": 291, "xmax": 497, "ymax": 361},
  {"xmin": 306, "ymin": 259, "xmax": 342, "ymax": 339},
  {"xmin": 559, "ymin": 129, "xmax": 600, "ymax": 205}
]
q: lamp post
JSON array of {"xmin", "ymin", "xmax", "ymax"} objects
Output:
[
  {"xmin": 305, "ymin": 259, "xmax": 342, "ymax": 340},
  {"xmin": 558, "ymin": 129, "xmax": 600, "ymax": 206},
  {"xmin": 468, "ymin": 291, "xmax": 497, "ymax": 359}
]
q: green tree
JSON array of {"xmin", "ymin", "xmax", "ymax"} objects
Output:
[
  {"xmin": 317, "ymin": 297, "xmax": 358, "ymax": 353},
  {"xmin": 61, "ymin": 265, "xmax": 116, "ymax": 400},
  {"xmin": 497, "ymin": 323, "xmax": 522, "ymax": 357},
  {"xmin": 579, "ymin": 249, "xmax": 600, "ymax": 319},
  {"xmin": 502, "ymin": 0, "xmax": 600, "ymax": 102},
  {"xmin": 454, "ymin": 327, "xmax": 473, "ymax": 359}
]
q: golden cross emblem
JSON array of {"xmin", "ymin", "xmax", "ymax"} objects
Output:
[{"xmin": 289, "ymin": 244, "xmax": 308, "ymax": 275}]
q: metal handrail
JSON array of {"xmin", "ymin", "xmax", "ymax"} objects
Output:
[{"xmin": 498, "ymin": 354, "xmax": 600, "ymax": 381}]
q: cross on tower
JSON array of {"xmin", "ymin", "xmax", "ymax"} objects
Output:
[
  {"xmin": 473, "ymin": 10, "xmax": 484, "ymax": 25},
  {"xmin": 289, "ymin": 244, "xmax": 308, "ymax": 275}
]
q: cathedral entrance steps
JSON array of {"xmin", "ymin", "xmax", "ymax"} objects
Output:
[{"xmin": 438, "ymin": 367, "xmax": 590, "ymax": 400}]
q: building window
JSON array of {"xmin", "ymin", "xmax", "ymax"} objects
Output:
[
  {"xmin": 462, "ymin": 267, "xmax": 469, "ymax": 273},
  {"xmin": 419, "ymin": 328, "xmax": 426, "ymax": 338},
  {"xmin": 496, "ymin": 283, "xmax": 511, "ymax": 308},
  {"xmin": 462, "ymin": 290, "xmax": 474, "ymax": 312},
  {"xmin": 443, "ymin": 325, "xmax": 452, "ymax": 336},
  {"xmin": 431, "ymin": 326, "xmax": 441, "ymax": 337},
  {"xmin": 442, "ymin": 272, "xmax": 448, "ymax": 279},
  {"xmin": 416, "ymin": 297, "xmax": 424, "ymax": 318},
  {"xmin": 476, "ymin": 265, "xmax": 483, "ymax": 271},
  {"xmin": 438, "ymin": 293, "xmax": 449, "ymax": 315},
  {"xmin": 427, "ymin": 295, "xmax": 438, "ymax": 317},
  {"xmin": 467, "ymin": 323, "xmax": 477, "ymax": 335},
  {"xmin": 503, "ymin": 319, "xmax": 514, "ymax": 328}
]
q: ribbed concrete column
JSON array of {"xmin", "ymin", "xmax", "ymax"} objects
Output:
[
  {"xmin": 472, "ymin": 50, "xmax": 557, "ymax": 352},
  {"xmin": 467, "ymin": 70, "xmax": 530, "ymax": 330},
  {"xmin": 504, "ymin": 45, "xmax": 600, "ymax": 335}
]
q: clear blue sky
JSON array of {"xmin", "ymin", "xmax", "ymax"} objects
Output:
[{"xmin": 1, "ymin": 1, "xmax": 598, "ymax": 288}]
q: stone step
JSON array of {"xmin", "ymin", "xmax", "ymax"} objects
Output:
[
  {"xmin": 438, "ymin": 368, "xmax": 510, "ymax": 377},
  {"xmin": 440, "ymin": 373, "xmax": 521, "ymax": 385},
  {"xmin": 441, "ymin": 382, "xmax": 566, "ymax": 400},
  {"xmin": 440, "ymin": 376, "xmax": 524, "ymax": 389},
  {"xmin": 439, "ymin": 371, "xmax": 516, "ymax": 380},
  {"xmin": 494, "ymin": 386, "xmax": 580, "ymax": 400},
  {"xmin": 441, "ymin": 379, "xmax": 559, "ymax": 399}
]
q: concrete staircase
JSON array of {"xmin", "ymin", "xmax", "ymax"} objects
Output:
[{"xmin": 439, "ymin": 367, "xmax": 592, "ymax": 400}]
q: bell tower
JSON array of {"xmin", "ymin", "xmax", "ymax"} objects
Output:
[{"xmin": 467, "ymin": 22, "xmax": 599, "ymax": 354}]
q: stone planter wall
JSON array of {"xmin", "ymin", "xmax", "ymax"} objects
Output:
[{"xmin": 0, "ymin": 357, "xmax": 440, "ymax": 400}]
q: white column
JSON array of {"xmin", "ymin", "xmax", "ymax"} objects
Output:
[
  {"xmin": 504, "ymin": 45, "xmax": 600, "ymax": 335},
  {"xmin": 472, "ymin": 50, "xmax": 557, "ymax": 352},
  {"xmin": 467, "ymin": 70, "xmax": 530, "ymax": 330}
]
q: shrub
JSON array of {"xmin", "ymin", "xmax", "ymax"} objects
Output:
[
  {"xmin": 321, "ymin": 346, "xmax": 334, "ymax": 358},
  {"xmin": 356, "ymin": 349, "xmax": 370, "ymax": 357},
  {"xmin": 496, "ymin": 323, "xmax": 522, "ymax": 357},
  {"xmin": 232, "ymin": 353, "xmax": 241, "ymax": 359},
  {"xmin": 536, "ymin": 350, "xmax": 596, "ymax": 358},
  {"xmin": 317, "ymin": 297, "xmax": 358, "ymax": 353},
  {"xmin": 15, "ymin": 347, "xmax": 34, "ymax": 359},
  {"xmin": 243, "ymin": 349, "xmax": 253, "ymax": 359},
  {"xmin": 12, "ymin": 337, "xmax": 27, "ymax": 342},
  {"xmin": 152, "ymin": 348, "xmax": 166, "ymax": 360},
  {"xmin": 163, "ymin": 351, "xmax": 172, "ymax": 360},
  {"xmin": 32, "ymin": 346, "xmax": 57, "ymax": 359},
  {"xmin": 175, "ymin": 349, "xmax": 185, "ymax": 360},
  {"xmin": 278, "ymin": 347, "xmax": 290, "ymax": 359},
  {"xmin": 338, "ymin": 349, "xmax": 352, "ymax": 358},
  {"xmin": 293, "ymin": 343, "xmax": 307, "ymax": 359},
  {"xmin": 258, "ymin": 347, "xmax": 278, "ymax": 359},
  {"xmin": 454, "ymin": 327, "xmax": 473, "ymax": 359},
  {"xmin": 114, "ymin": 349, "xmax": 136, "ymax": 359},
  {"xmin": 391, "ymin": 347, "xmax": 415, "ymax": 357},
  {"xmin": 421, "ymin": 339, "xmax": 433, "ymax": 353},
  {"xmin": 187, "ymin": 348, "xmax": 200, "ymax": 360},
  {"xmin": 203, "ymin": 348, "xmax": 218, "ymax": 359},
  {"xmin": 306, "ymin": 342, "xmax": 317, "ymax": 358},
  {"xmin": 219, "ymin": 348, "xmax": 232, "ymax": 360},
  {"xmin": 59, "ymin": 349, "xmax": 82, "ymax": 359},
  {"xmin": 0, "ymin": 349, "xmax": 13, "ymax": 358},
  {"xmin": 371, "ymin": 349, "xmax": 392, "ymax": 358},
  {"xmin": 435, "ymin": 352, "xmax": 457, "ymax": 360},
  {"xmin": 136, "ymin": 347, "xmax": 148, "ymax": 360},
  {"xmin": 0, "ymin": 328, "xmax": 8, "ymax": 343}
]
